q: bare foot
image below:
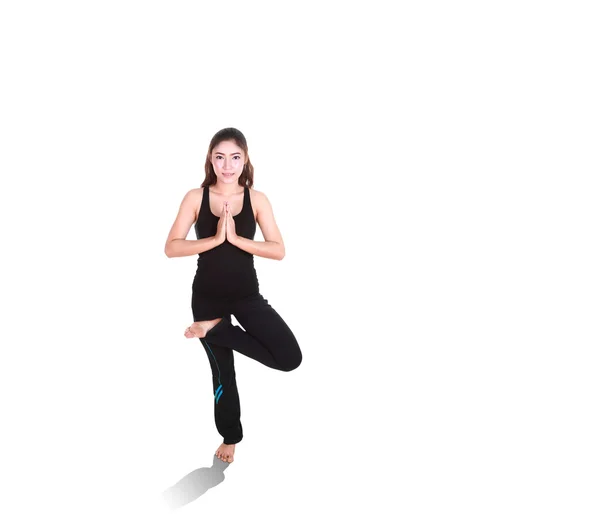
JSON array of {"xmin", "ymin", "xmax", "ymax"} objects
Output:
[
  {"xmin": 184, "ymin": 318, "xmax": 222, "ymax": 338},
  {"xmin": 215, "ymin": 442, "xmax": 235, "ymax": 463}
]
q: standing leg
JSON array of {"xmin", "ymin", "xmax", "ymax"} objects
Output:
[
  {"xmin": 202, "ymin": 293, "xmax": 302, "ymax": 372},
  {"xmin": 191, "ymin": 291, "xmax": 243, "ymax": 454},
  {"xmin": 199, "ymin": 323, "xmax": 243, "ymax": 446}
]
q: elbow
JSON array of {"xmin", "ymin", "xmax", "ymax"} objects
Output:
[{"xmin": 165, "ymin": 238, "xmax": 185, "ymax": 258}]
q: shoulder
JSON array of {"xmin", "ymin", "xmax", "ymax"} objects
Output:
[
  {"xmin": 183, "ymin": 188, "xmax": 203, "ymax": 218},
  {"xmin": 249, "ymin": 188, "xmax": 277, "ymax": 222},
  {"xmin": 178, "ymin": 187, "xmax": 202, "ymax": 204},
  {"xmin": 184, "ymin": 187, "xmax": 203, "ymax": 198},
  {"xmin": 249, "ymin": 188, "xmax": 270, "ymax": 206},
  {"xmin": 184, "ymin": 187, "xmax": 203, "ymax": 205}
]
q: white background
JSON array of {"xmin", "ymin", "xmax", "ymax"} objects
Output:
[{"xmin": 1, "ymin": 1, "xmax": 598, "ymax": 513}]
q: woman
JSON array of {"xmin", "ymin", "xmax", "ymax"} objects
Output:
[{"xmin": 164, "ymin": 127, "xmax": 302, "ymax": 464}]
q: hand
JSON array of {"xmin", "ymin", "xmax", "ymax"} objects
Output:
[
  {"xmin": 214, "ymin": 202, "xmax": 227, "ymax": 245},
  {"xmin": 226, "ymin": 203, "xmax": 239, "ymax": 244}
]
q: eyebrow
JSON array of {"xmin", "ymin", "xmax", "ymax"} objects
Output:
[{"xmin": 215, "ymin": 152, "xmax": 241, "ymax": 155}]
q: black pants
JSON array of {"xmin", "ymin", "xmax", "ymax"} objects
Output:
[{"xmin": 192, "ymin": 291, "xmax": 302, "ymax": 445}]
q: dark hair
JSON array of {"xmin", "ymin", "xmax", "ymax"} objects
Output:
[{"xmin": 201, "ymin": 127, "xmax": 254, "ymax": 188}]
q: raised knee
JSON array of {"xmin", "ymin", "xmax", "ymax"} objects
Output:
[{"xmin": 281, "ymin": 351, "xmax": 302, "ymax": 372}]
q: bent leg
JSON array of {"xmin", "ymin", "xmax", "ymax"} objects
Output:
[{"xmin": 203, "ymin": 294, "xmax": 302, "ymax": 371}]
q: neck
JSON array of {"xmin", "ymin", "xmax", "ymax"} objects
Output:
[{"xmin": 212, "ymin": 181, "xmax": 243, "ymax": 196}]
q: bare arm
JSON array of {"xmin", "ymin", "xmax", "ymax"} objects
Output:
[
  {"xmin": 164, "ymin": 189, "xmax": 219, "ymax": 258},
  {"xmin": 229, "ymin": 190, "xmax": 285, "ymax": 260}
]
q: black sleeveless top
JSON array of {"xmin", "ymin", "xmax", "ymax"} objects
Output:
[{"xmin": 193, "ymin": 186, "xmax": 259, "ymax": 298}]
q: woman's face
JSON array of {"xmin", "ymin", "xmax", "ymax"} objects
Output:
[{"xmin": 211, "ymin": 140, "xmax": 245, "ymax": 184}]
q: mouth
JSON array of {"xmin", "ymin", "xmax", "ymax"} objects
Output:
[{"xmin": 222, "ymin": 173, "xmax": 234, "ymax": 177}]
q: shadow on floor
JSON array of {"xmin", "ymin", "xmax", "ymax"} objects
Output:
[{"xmin": 162, "ymin": 455, "xmax": 230, "ymax": 510}]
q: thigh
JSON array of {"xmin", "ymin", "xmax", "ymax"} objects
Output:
[
  {"xmin": 191, "ymin": 291, "xmax": 231, "ymax": 322},
  {"xmin": 230, "ymin": 293, "xmax": 301, "ymax": 358}
]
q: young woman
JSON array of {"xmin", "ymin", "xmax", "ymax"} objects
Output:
[{"xmin": 164, "ymin": 127, "xmax": 302, "ymax": 464}]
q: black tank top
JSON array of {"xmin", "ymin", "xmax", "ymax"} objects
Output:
[{"xmin": 193, "ymin": 186, "xmax": 259, "ymax": 298}]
